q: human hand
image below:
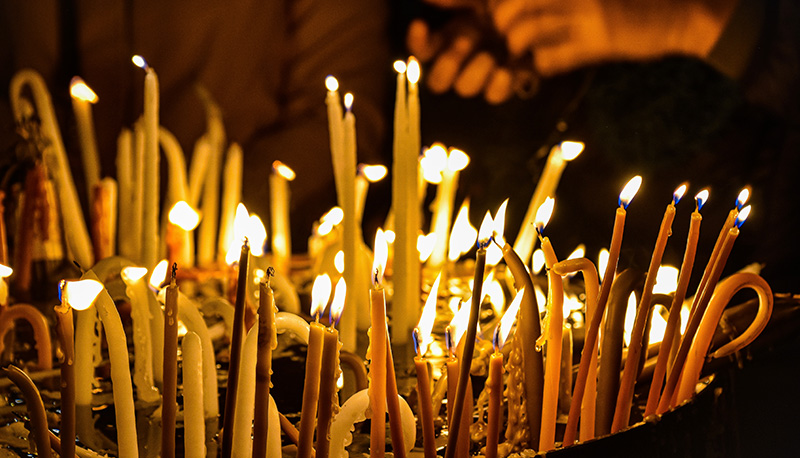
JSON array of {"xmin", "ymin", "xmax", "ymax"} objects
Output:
[{"xmin": 491, "ymin": 0, "xmax": 736, "ymax": 76}]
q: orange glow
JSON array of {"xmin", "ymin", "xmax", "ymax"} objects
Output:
[
  {"xmin": 598, "ymin": 249, "xmax": 610, "ymax": 281},
  {"xmin": 330, "ymin": 277, "xmax": 346, "ymax": 325},
  {"xmin": 559, "ymin": 141, "xmax": 584, "ymax": 161},
  {"xmin": 334, "ymin": 251, "xmax": 345, "ymax": 274},
  {"xmin": 407, "ymin": 57, "xmax": 420, "ymax": 84},
  {"xmin": 532, "ymin": 249, "xmax": 546, "ymax": 275},
  {"xmin": 421, "ymin": 144, "xmax": 447, "ymax": 184},
  {"xmin": 736, "ymin": 205, "xmax": 751, "ymax": 227},
  {"xmin": 448, "ymin": 200, "xmax": 477, "ymax": 261},
  {"xmin": 168, "ymin": 201, "xmax": 200, "ymax": 231},
  {"xmin": 325, "ymin": 76, "xmax": 339, "ymax": 92},
  {"xmin": 619, "ymin": 176, "xmax": 642, "ymax": 208},
  {"xmin": 361, "ymin": 164, "xmax": 387, "ymax": 182},
  {"xmin": 478, "ymin": 211, "xmax": 493, "ymax": 248},
  {"xmin": 247, "ymin": 215, "xmax": 267, "ymax": 256},
  {"xmin": 61, "ymin": 279, "xmax": 104, "ymax": 311},
  {"xmin": 372, "ymin": 229, "xmax": 389, "ymax": 287},
  {"xmin": 416, "ymin": 273, "xmax": 441, "ymax": 355},
  {"xmin": 69, "ymin": 77, "xmax": 98, "ymax": 103},
  {"xmin": 394, "ymin": 60, "xmax": 407, "ymax": 74},
  {"xmin": 534, "ymin": 197, "xmax": 555, "ymax": 233},
  {"xmin": 0, "ymin": 264, "xmax": 12, "ymax": 278},
  {"xmin": 131, "ymin": 55, "xmax": 147, "ymax": 69},
  {"xmin": 149, "ymin": 260, "xmax": 169, "ymax": 289},
  {"xmin": 273, "ymin": 161, "xmax": 296, "ymax": 181},
  {"xmin": 696, "ymin": 189, "xmax": 710, "ymax": 209},
  {"xmin": 417, "ymin": 233, "xmax": 437, "ymax": 262},
  {"xmin": 495, "ymin": 287, "xmax": 524, "ymax": 350},
  {"xmin": 449, "ymin": 298, "xmax": 472, "ymax": 347},
  {"xmin": 447, "ymin": 148, "xmax": 470, "ymax": 171},
  {"xmin": 121, "ymin": 266, "xmax": 148, "ymax": 284},
  {"xmin": 311, "ymin": 274, "xmax": 332, "ymax": 320},
  {"xmin": 737, "ymin": 187, "xmax": 750, "ymax": 209},
  {"xmin": 673, "ymin": 183, "xmax": 688, "ymax": 204}
]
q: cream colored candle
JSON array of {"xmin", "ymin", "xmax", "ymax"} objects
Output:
[
  {"xmin": 120, "ymin": 266, "xmax": 160, "ymax": 403},
  {"xmin": 159, "ymin": 127, "xmax": 189, "ymax": 204},
  {"xmin": 10, "ymin": 69, "xmax": 94, "ymax": 268},
  {"xmin": 218, "ymin": 143, "xmax": 243, "ymax": 262},
  {"xmin": 341, "ymin": 93, "xmax": 359, "ymax": 351},
  {"xmin": 70, "ymin": 77, "xmax": 101, "ymax": 201},
  {"xmin": 74, "ymin": 304, "xmax": 101, "ymax": 407},
  {"xmin": 188, "ymin": 137, "xmax": 211, "ymax": 208},
  {"xmin": 116, "ymin": 128, "xmax": 134, "ymax": 258},
  {"xmin": 182, "ymin": 332, "xmax": 206, "ymax": 458},
  {"xmin": 370, "ymin": 229, "xmax": 389, "ymax": 458},
  {"xmin": 232, "ymin": 326, "xmax": 259, "ymax": 457},
  {"xmin": 82, "ymin": 270, "xmax": 138, "ymax": 457},
  {"xmin": 326, "ymin": 76, "xmax": 345, "ymax": 196},
  {"xmin": 131, "ymin": 120, "xmax": 146, "ymax": 262},
  {"xmin": 198, "ymin": 100, "xmax": 226, "ymax": 266},
  {"xmin": 92, "ymin": 178, "xmax": 118, "ymax": 260},
  {"xmin": 270, "ymin": 161, "xmax": 295, "ymax": 276},
  {"xmin": 514, "ymin": 141, "xmax": 584, "ymax": 266},
  {"xmin": 428, "ymin": 146, "xmax": 469, "ymax": 268}
]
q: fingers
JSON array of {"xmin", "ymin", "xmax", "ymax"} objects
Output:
[
  {"xmin": 407, "ymin": 19, "xmax": 441, "ymax": 63},
  {"xmin": 427, "ymin": 33, "xmax": 478, "ymax": 93},
  {"xmin": 453, "ymin": 52, "xmax": 496, "ymax": 98},
  {"xmin": 484, "ymin": 67, "xmax": 514, "ymax": 104}
]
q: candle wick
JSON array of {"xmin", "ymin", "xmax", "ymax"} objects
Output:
[
  {"xmin": 171, "ymin": 263, "xmax": 178, "ymax": 282},
  {"xmin": 72, "ymin": 260, "xmax": 85, "ymax": 274}
]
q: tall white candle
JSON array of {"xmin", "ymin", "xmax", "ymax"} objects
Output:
[
  {"xmin": 70, "ymin": 77, "xmax": 101, "ymax": 202},
  {"xmin": 270, "ymin": 161, "xmax": 295, "ymax": 276},
  {"xmin": 130, "ymin": 120, "xmax": 146, "ymax": 263},
  {"xmin": 340, "ymin": 93, "xmax": 358, "ymax": 352},
  {"xmin": 197, "ymin": 97, "xmax": 226, "ymax": 266},
  {"xmin": 188, "ymin": 137, "xmax": 211, "ymax": 209},
  {"xmin": 74, "ymin": 304, "xmax": 102, "ymax": 407},
  {"xmin": 159, "ymin": 127, "xmax": 189, "ymax": 205},
  {"xmin": 182, "ymin": 331, "xmax": 206, "ymax": 458},
  {"xmin": 325, "ymin": 76, "xmax": 345, "ymax": 199},
  {"xmin": 9, "ymin": 70, "xmax": 94, "ymax": 268},
  {"xmin": 116, "ymin": 128, "xmax": 134, "ymax": 259},
  {"xmin": 218, "ymin": 143, "xmax": 243, "ymax": 262},
  {"xmin": 514, "ymin": 141, "xmax": 584, "ymax": 266},
  {"xmin": 428, "ymin": 146, "xmax": 469, "ymax": 268},
  {"xmin": 120, "ymin": 266, "xmax": 160, "ymax": 404}
]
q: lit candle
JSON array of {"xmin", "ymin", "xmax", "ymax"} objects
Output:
[
  {"xmin": 120, "ymin": 266, "xmax": 160, "ymax": 403},
  {"xmin": 677, "ymin": 272, "xmax": 772, "ymax": 404},
  {"xmin": 70, "ymin": 76, "xmax": 101, "ymax": 201},
  {"xmin": 340, "ymin": 93, "xmax": 360, "ymax": 352},
  {"xmin": 162, "ymin": 264, "xmax": 179, "ymax": 458},
  {"xmin": 253, "ymin": 269, "xmax": 278, "ymax": 458},
  {"xmin": 514, "ymin": 141, "xmax": 584, "ymax": 265},
  {"xmin": 644, "ymin": 189, "xmax": 707, "ymax": 417},
  {"xmin": 317, "ymin": 278, "xmax": 345, "ymax": 458},
  {"xmin": 167, "ymin": 201, "xmax": 200, "ymax": 268},
  {"xmin": 57, "ymin": 279, "xmax": 103, "ymax": 458},
  {"xmin": 0, "ymin": 194, "xmax": 8, "ymax": 267},
  {"xmin": 385, "ymin": 326, "xmax": 406, "ymax": 458},
  {"xmin": 10, "ymin": 69, "xmax": 94, "ymax": 269},
  {"xmin": 356, "ymin": 164, "xmax": 387, "ymax": 223},
  {"xmin": 218, "ymin": 143, "xmax": 243, "ymax": 262},
  {"xmin": 132, "ymin": 55, "xmax": 160, "ymax": 270},
  {"xmin": 486, "ymin": 289, "xmax": 523, "ymax": 458},
  {"xmin": 221, "ymin": 240, "xmax": 250, "ymax": 458},
  {"xmin": 297, "ymin": 274, "xmax": 331, "ymax": 458},
  {"xmin": 0, "ymin": 265, "xmax": 11, "ymax": 308},
  {"xmin": 428, "ymin": 145, "xmax": 470, "ymax": 268},
  {"xmin": 657, "ymin": 206, "xmax": 752, "ymax": 414},
  {"xmin": 553, "ymin": 257, "xmax": 599, "ymax": 445},
  {"xmin": 82, "ymin": 270, "xmax": 138, "ymax": 457},
  {"xmin": 612, "ymin": 184, "xmax": 685, "ymax": 433},
  {"xmin": 369, "ymin": 229, "xmax": 389, "ymax": 458},
  {"xmin": 492, "ymin": 199, "xmax": 544, "ymax": 448},
  {"xmin": 534, "ymin": 198, "xmax": 564, "ymax": 452},
  {"xmin": 182, "ymin": 331, "xmax": 206, "ymax": 458},
  {"xmin": 412, "ymin": 273, "xmax": 440, "ymax": 458},
  {"xmin": 407, "ymin": 57, "xmax": 421, "ymax": 165},
  {"xmin": 270, "ymin": 161, "xmax": 296, "ymax": 275},
  {"xmin": 444, "ymin": 212, "xmax": 493, "ymax": 458}
]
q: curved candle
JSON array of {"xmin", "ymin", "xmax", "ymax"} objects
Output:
[
  {"xmin": 182, "ymin": 332, "xmax": 206, "ymax": 458},
  {"xmin": 677, "ymin": 273, "xmax": 772, "ymax": 404},
  {"xmin": 218, "ymin": 143, "xmax": 243, "ymax": 261},
  {"xmin": 0, "ymin": 304, "xmax": 52, "ymax": 370},
  {"xmin": 329, "ymin": 388, "xmax": 416, "ymax": 458},
  {"xmin": 122, "ymin": 272, "xmax": 160, "ymax": 403},
  {"xmin": 3, "ymin": 365, "xmax": 51, "ymax": 458},
  {"xmin": 253, "ymin": 279, "xmax": 277, "ymax": 458},
  {"xmin": 538, "ymin": 236, "xmax": 563, "ymax": 452},
  {"xmin": 82, "ymin": 270, "xmax": 139, "ymax": 458}
]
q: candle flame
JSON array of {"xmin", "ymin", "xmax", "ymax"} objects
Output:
[
  {"xmin": 598, "ymin": 249, "xmax": 610, "ymax": 281},
  {"xmin": 735, "ymin": 205, "xmax": 751, "ymax": 228},
  {"xmin": 311, "ymin": 274, "xmax": 332, "ymax": 320},
  {"xmin": 736, "ymin": 187, "xmax": 750, "ymax": 210},
  {"xmin": 344, "ymin": 93, "xmax": 354, "ymax": 111},
  {"xmin": 384, "ymin": 230, "xmax": 396, "ymax": 244},
  {"xmin": 325, "ymin": 76, "xmax": 339, "ymax": 92},
  {"xmin": 61, "ymin": 279, "xmax": 104, "ymax": 311},
  {"xmin": 273, "ymin": 161, "xmax": 296, "ymax": 180},
  {"xmin": 559, "ymin": 141, "xmax": 584, "ymax": 161},
  {"xmin": 623, "ymin": 292, "xmax": 637, "ymax": 346},
  {"xmin": 648, "ymin": 306, "xmax": 669, "ymax": 345},
  {"xmin": 247, "ymin": 214, "xmax": 267, "ymax": 256},
  {"xmin": 447, "ymin": 148, "xmax": 470, "ymax": 172},
  {"xmin": 484, "ymin": 271, "xmax": 506, "ymax": 315},
  {"xmin": 150, "ymin": 260, "xmax": 169, "ymax": 289},
  {"xmin": 619, "ymin": 176, "xmax": 642, "ymax": 209},
  {"xmin": 418, "ymin": 233, "xmax": 437, "ymax": 262},
  {"xmin": 168, "ymin": 201, "xmax": 201, "ymax": 230},
  {"xmin": 0, "ymin": 264, "xmax": 12, "ymax": 278},
  {"xmin": 673, "ymin": 183, "xmax": 688, "ymax": 204},
  {"xmin": 449, "ymin": 298, "xmax": 472, "ymax": 347},
  {"xmin": 131, "ymin": 55, "xmax": 148, "ymax": 70},
  {"xmin": 360, "ymin": 164, "xmax": 387, "ymax": 182},
  {"xmin": 121, "ymin": 266, "xmax": 149, "ymax": 284},
  {"xmin": 695, "ymin": 189, "xmax": 709, "ymax": 210},
  {"xmin": 69, "ymin": 77, "xmax": 98, "ymax": 103},
  {"xmin": 478, "ymin": 211, "xmax": 494, "ymax": 248},
  {"xmin": 317, "ymin": 206, "xmax": 344, "ymax": 237},
  {"xmin": 534, "ymin": 197, "xmax": 555, "ymax": 234},
  {"xmin": 564, "ymin": 294, "xmax": 584, "ymax": 315},
  {"xmin": 334, "ymin": 250, "xmax": 345, "ymax": 274},
  {"xmin": 421, "ymin": 144, "xmax": 447, "ymax": 184},
  {"xmin": 494, "ymin": 287, "xmax": 524, "ymax": 351},
  {"xmin": 407, "ymin": 57, "xmax": 420, "ymax": 84},
  {"xmin": 567, "ymin": 244, "xmax": 586, "ymax": 261},
  {"xmin": 330, "ymin": 277, "xmax": 346, "ymax": 327},
  {"xmin": 448, "ymin": 200, "xmax": 477, "ymax": 261},
  {"xmin": 653, "ymin": 265, "xmax": 679, "ymax": 295},
  {"xmin": 394, "ymin": 60, "xmax": 407, "ymax": 74},
  {"xmin": 416, "ymin": 273, "xmax": 441, "ymax": 355},
  {"xmin": 487, "ymin": 199, "xmax": 508, "ymax": 265},
  {"xmin": 532, "ymin": 249, "xmax": 546, "ymax": 275},
  {"xmin": 226, "ymin": 204, "xmax": 251, "ymax": 264},
  {"xmin": 372, "ymin": 229, "xmax": 388, "ymax": 287}
]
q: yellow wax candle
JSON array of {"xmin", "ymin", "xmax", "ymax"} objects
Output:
[
  {"xmin": 539, "ymin": 235, "xmax": 563, "ymax": 451},
  {"xmin": 612, "ymin": 185, "xmax": 684, "ymax": 433},
  {"xmin": 116, "ymin": 128, "xmax": 135, "ymax": 259},
  {"xmin": 414, "ymin": 355, "xmax": 436, "ymax": 458},
  {"xmin": 121, "ymin": 266, "xmax": 159, "ymax": 403},
  {"xmin": 297, "ymin": 321, "xmax": 325, "ymax": 458},
  {"xmin": 270, "ymin": 161, "xmax": 295, "ymax": 276},
  {"xmin": 181, "ymin": 332, "xmax": 206, "ymax": 458},
  {"xmin": 91, "ymin": 178, "xmax": 117, "ymax": 261},
  {"xmin": 341, "ymin": 93, "xmax": 359, "ymax": 352},
  {"xmin": 70, "ymin": 77, "xmax": 101, "ymax": 201},
  {"xmin": 645, "ymin": 190, "xmax": 706, "ymax": 417},
  {"xmin": 253, "ymin": 272, "xmax": 278, "ymax": 458},
  {"xmin": 162, "ymin": 266, "xmax": 179, "ymax": 458},
  {"xmin": 429, "ymin": 146, "xmax": 470, "ymax": 268},
  {"xmin": 197, "ymin": 105, "xmax": 225, "ymax": 266},
  {"xmin": 486, "ymin": 352, "xmax": 504, "ymax": 458},
  {"xmin": 385, "ymin": 336, "xmax": 406, "ymax": 458},
  {"xmin": 218, "ymin": 143, "xmax": 243, "ymax": 262},
  {"xmin": 317, "ymin": 326, "xmax": 341, "ymax": 458},
  {"xmin": 370, "ymin": 229, "xmax": 389, "ymax": 458}
]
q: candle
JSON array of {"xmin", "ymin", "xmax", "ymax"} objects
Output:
[
  {"xmin": 385, "ymin": 330, "xmax": 406, "ymax": 458},
  {"xmin": 253, "ymin": 270, "xmax": 278, "ymax": 458},
  {"xmin": 14, "ymin": 163, "xmax": 44, "ymax": 291},
  {"xmin": 57, "ymin": 279, "xmax": 103, "ymax": 458},
  {"xmin": 341, "ymin": 93, "xmax": 360, "ymax": 352},
  {"xmin": 493, "ymin": 199, "xmax": 544, "ymax": 448},
  {"xmin": 116, "ymin": 129, "xmax": 135, "ymax": 259},
  {"xmin": 407, "ymin": 57, "xmax": 421, "ymax": 165},
  {"xmin": 0, "ymin": 193, "xmax": 8, "ymax": 266},
  {"xmin": 356, "ymin": 164, "xmax": 387, "ymax": 223},
  {"xmin": 82, "ymin": 270, "xmax": 139, "ymax": 457},
  {"xmin": 132, "ymin": 56, "xmax": 160, "ymax": 270},
  {"xmin": 428, "ymin": 145, "xmax": 470, "ymax": 268},
  {"xmin": 131, "ymin": 121, "xmax": 145, "ymax": 262},
  {"xmin": 444, "ymin": 212, "xmax": 493, "ymax": 458},
  {"xmin": 657, "ymin": 205, "xmax": 752, "ymax": 414},
  {"xmin": 162, "ymin": 265, "xmax": 179, "ymax": 458},
  {"xmin": 559, "ymin": 323, "xmax": 574, "ymax": 418},
  {"xmin": 158, "ymin": 127, "xmax": 189, "ymax": 203},
  {"xmin": 297, "ymin": 275, "xmax": 331, "ymax": 458},
  {"xmin": 444, "ymin": 324, "xmax": 472, "ymax": 458},
  {"xmin": 317, "ymin": 279, "xmax": 344, "ymax": 458},
  {"xmin": 535, "ymin": 198, "xmax": 564, "ymax": 452},
  {"xmin": 221, "ymin": 240, "xmax": 250, "ymax": 458},
  {"xmin": 644, "ymin": 189, "xmax": 706, "ymax": 417},
  {"xmin": 182, "ymin": 332, "xmax": 206, "ymax": 458},
  {"xmin": 120, "ymin": 266, "xmax": 160, "ymax": 403},
  {"xmin": 370, "ymin": 229, "xmax": 389, "ymax": 458},
  {"xmin": 10, "ymin": 69, "xmax": 94, "ymax": 269},
  {"xmin": 552, "ymin": 258, "xmax": 599, "ymax": 446},
  {"xmin": 167, "ymin": 201, "xmax": 200, "ymax": 268},
  {"xmin": 514, "ymin": 141, "xmax": 584, "ymax": 265},
  {"xmin": 612, "ymin": 184, "xmax": 685, "ymax": 433},
  {"xmin": 0, "ymin": 265, "xmax": 11, "ymax": 308},
  {"xmin": 0, "ymin": 303, "xmax": 52, "ymax": 371},
  {"xmin": 219, "ymin": 143, "xmax": 243, "ymax": 262},
  {"xmin": 270, "ymin": 161, "xmax": 296, "ymax": 275},
  {"xmin": 232, "ymin": 326, "xmax": 259, "ymax": 457},
  {"xmin": 91, "ymin": 178, "xmax": 118, "ymax": 260},
  {"xmin": 197, "ymin": 109, "xmax": 225, "ymax": 266},
  {"xmin": 187, "ymin": 138, "xmax": 211, "ymax": 208},
  {"xmin": 486, "ymin": 290, "xmax": 522, "ymax": 458},
  {"xmin": 70, "ymin": 76, "xmax": 101, "ymax": 201},
  {"xmin": 677, "ymin": 273, "xmax": 772, "ymax": 404},
  {"xmin": 412, "ymin": 273, "xmax": 440, "ymax": 458},
  {"xmin": 2, "ymin": 365, "xmax": 51, "ymax": 458}
]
